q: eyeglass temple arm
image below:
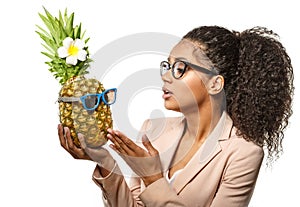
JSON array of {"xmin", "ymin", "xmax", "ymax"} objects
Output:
[
  {"xmin": 187, "ymin": 62, "xmax": 218, "ymax": 75},
  {"xmin": 57, "ymin": 97, "xmax": 81, "ymax": 103}
]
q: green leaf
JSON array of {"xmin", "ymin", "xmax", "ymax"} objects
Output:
[
  {"xmin": 38, "ymin": 13, "xmax": 55, "ymax": 34},
  {"xmin": 41, "ymin": 51, "xmax": 55, "ymax": 59},
  {"xmin": 35, "ymin": 25, "xmax": 51, "ymax": 39},
  {"xmin": 75, "ymin": 23, "xmax": 81, "ymax": 39},
  {"xmin": 42, "ymin": 9, "xmax": 60, "ymax": 43},
  {"xmin": 81, "ymin": 30, "xmax": 86, "ymax": 39},
  {"xmin": 57, "ymin": 19, "xmax": 67, "ymax": 41},
  {"xmin": 59, "ymin": 10, "xmax": 64, "ymax": 27},
  {"xmin": 43, "ymin": 7, "xmax": 55, "ymax": 22},
  {"xmin": 65, "ymin": 12, "xmax": 74, "ymax": 36},
  {"xmin": 63, "ymin": 8, "xmax": 68, "ymax": 25},
  {"xmin": 35, "ymin": 31, "xmax": 58, "ymax": 52},
  {"xmin": 84, "ymin": 37, "xmax": 90, "ymax": 44},
  {"xmin": 41, "ymin": 43, "xmax": 55, "ymax": 54}
]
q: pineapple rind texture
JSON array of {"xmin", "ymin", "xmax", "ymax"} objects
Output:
[{"xmin": 59, "ymin": 76, "xmax": 112, "ymax": 148}]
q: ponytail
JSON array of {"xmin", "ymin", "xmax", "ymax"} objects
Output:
[{"xmin": 184, "ymin": 26, "xmax": 294, "ymax": 162}]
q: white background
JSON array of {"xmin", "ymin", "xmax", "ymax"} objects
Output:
[{"xmin": 0, "ymin": 0, "xmax": 299, "ymax": 206}]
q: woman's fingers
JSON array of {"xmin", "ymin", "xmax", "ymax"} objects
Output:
[
  {"xmin": 58, "ymin": 125, "xmax": 74, "ymax": 150},
  {"xmin": 64, "ymin": 127, "xmax": 75, "ymax": 149},
  {"xmin": 58, "ymin": 124, "xmax": 69, "ymax": 151},
  {"xmin": 107, "ymin": 130, "xmax": 128, "ymax": 154},
  {"xmin": 142, "ymin": 135, "xmax": 158, "ymax": 156},
  {"xmin": 107, "ymin": 129, "xmax": 146, "ymax": 157},
  {"xmin": 107, "ymin": 129, "xmax": 134, "ymax": 154},
  {"xmin": 57, "ymin": 124, "xmax": 88, "ymax": 159},
  {"xmin": 115, "ymin": 130, "xmax": 135, "ymax": 147}
]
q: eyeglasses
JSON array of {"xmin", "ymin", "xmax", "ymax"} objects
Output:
[
  {"xmin": 160, "ymin": 60, "xmax": 217, "ymax": 79},
  {"xmin": 57, "ymin": 88, "xmax": 117, "ymax": 111}
]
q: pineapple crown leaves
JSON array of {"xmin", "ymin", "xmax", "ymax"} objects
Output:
[{"xmin": 36, "ymin": 7, "xmax": 92, "ymax": 85}]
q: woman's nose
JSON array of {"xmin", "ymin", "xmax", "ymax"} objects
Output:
[{"xmin": 161, "ymin": 70, "xmax": 173, "ymax": 83}]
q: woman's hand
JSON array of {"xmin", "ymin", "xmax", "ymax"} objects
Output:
[
  {"xmin": 58, "ymin": 124, "xmax": 91, "ymax": 160},
  {"xmin": 107, "ymin": 129, "xmax": 163, "ymax": 186},
  {"xmin": 58, "ymin": 124, "xmax": 116, "ymax": 176}
]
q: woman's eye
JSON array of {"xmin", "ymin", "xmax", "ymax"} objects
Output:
[{"xmin": 175, "ymin": 67, "xmax": 184, "ymax": 73}]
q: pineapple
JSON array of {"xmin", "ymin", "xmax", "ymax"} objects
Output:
[{"xmin": 36, "ymin": 8, "xmax": 115, "ymax": 148}]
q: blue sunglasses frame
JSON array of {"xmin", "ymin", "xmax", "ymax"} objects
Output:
[{"xmin": 58, "ymin": 88, "xmax": 117, "ymax": 111}]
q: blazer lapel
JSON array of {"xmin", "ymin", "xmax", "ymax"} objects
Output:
[
  {"xmin": 172, "ymin": 112, "xmax": 233, "ymax": 194},
  {"xmin": 147, "ymin": 117, "xmax": 186, "ymax": 173}
]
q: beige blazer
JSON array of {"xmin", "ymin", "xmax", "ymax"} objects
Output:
[{"xmin": 93, "ymin": 112, "xmax": 264, "ymax": 207}]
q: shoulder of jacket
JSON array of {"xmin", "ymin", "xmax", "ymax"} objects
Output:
[
  {"xmin": 225, "ymin": 128, "xmax": 264, "ymax": 158},
  {"xmin": 145, "ymin": 116, "xmax": 183, "ymax": 127}
]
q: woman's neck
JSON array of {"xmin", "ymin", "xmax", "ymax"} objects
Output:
[
  {"xmin": 168, "ymin": 104, "xmax": 223, "ymax": 176},
  {"xmin": 182, "ymin": 104, "xmax": 223, "ymax": 145}
]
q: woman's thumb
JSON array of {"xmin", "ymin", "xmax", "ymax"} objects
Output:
[
  {"xmin": 78, "ymin": 133, "xmax": 87, "ymax": 149},
  {"xmin": 142, "ymin": 134, "xmax": 158, "ymax": 155}
]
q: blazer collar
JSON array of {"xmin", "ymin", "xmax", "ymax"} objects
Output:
[
  {"xmin": 168, "ymin": 111, "xmax": 233, "ymax": 194},
  {"xmin": 155, "ymin": 116, "xmax": 186, "ymax": 172}
]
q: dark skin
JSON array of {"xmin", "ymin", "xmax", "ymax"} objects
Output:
[
  {"xmin": 58, "ymin": 124, "xmax": 111, "ymax": 177},
  {"xmin": 58, "ymin": 124, "xmax": 163, "ymax": 185},
  {"xmin": 107, "ymin": 128, "xmax": 163, "ymax": 186}
]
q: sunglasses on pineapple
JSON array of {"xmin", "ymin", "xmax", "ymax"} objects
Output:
[{"xmin": 57, "ymin": 88, "xmax": 117, "ymax": 111}]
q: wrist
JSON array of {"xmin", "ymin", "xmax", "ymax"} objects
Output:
[
  {"xmin": 142, "ymin": 173, "xmax": 163, "ymax": 187},
  {"xmin": 96, "ymin": 155, "xmax": 116, "ymax": 171},
  {"xmin": 97, "ymin": 161, "xmax": 117, "ymax": 178}
]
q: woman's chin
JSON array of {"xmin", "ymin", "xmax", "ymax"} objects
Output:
[{"xmin": 164, "ymin": 102, "xmax": 180, "ymax": 112}]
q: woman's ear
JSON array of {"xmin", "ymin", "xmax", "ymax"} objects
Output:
[{"xmin": 207, "ymin": 75, "xmax": 224, "ymax": 95}]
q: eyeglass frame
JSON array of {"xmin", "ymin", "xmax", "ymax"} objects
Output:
[
  {"xmin": 160, "ymin": 60, "xmax": 218, "ymax": 79},
  {"xmin": 57, "ymin": 88, "xmax": 117, "ymax": 111}
]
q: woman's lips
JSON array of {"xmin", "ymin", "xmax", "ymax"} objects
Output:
[{"xmin": 162, "ymin": 87, "xmax": 173, "ymax": 99}]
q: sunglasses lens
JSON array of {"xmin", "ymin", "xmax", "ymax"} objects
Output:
[
  {"xmin": 104, "ymin": 89, "xmax": 116, "ymax": 105},
  {"xmin": 82, "ymin": 94, "xmax": 99, "ymax": 110}
]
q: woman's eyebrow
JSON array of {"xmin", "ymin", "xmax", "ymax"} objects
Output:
[
  {"xmin": 168, "ymin": 56, "xmax": 188, "ymax": 62},
  {"xmin": 175, "ymin": 57, "xmax": 188, "ymax": 61}
]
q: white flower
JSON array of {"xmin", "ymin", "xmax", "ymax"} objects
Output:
[{"xmin": 57, "ymin": 37, "xmax": 87, "ymax": 65}]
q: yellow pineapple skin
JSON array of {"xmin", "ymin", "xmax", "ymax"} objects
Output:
[{"xmin": 59, "ymin": 76, "xmax": 112, "ymax": 148}]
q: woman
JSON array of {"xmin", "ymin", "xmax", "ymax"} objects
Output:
[{"xmin": 58, "ymin": 26, "xmax": 294, "ymax": 206}]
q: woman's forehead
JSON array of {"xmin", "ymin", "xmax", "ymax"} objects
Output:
[
  {"xmin": 170, "ymin": 40, "xmax": 196, "ymax": 58},
  {"xmin": 169, "ymin": 39, "xmax": 214, "ymax": 68}
]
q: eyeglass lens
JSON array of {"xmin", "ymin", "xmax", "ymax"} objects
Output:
[
  {"xmin": 104, "ymin": 89, "xmax": 116, "ymax": 104},
  {"xmin": 172, "ymin": 61, "xmax": 186, "ymax": 78},
  {"xmin": 81, "ymin": 89, "xmax": 116, "ymax": 110},
  {"xmin": 160, "ymin": 61, "xmax": 186, "ymax": 79},
  {"xmin": 160, "ymin": 61, "xmax": 169, "ymax": 76},
  {"xmin": 83, "ymin": 94, "xmax": 99, "ymax": 109}
]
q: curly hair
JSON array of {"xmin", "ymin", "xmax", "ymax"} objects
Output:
[{"xmin": 183, "ymin": 26, "xmax": 294, "ymax": 162}]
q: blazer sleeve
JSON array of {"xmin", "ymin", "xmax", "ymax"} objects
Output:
[
  {"xmin": 92, "ymin": 164, "xmax": 145, "ymax": 207},
  {"xmin": 210, "ymin": 140, "xmax": 264, "ymax": 207},
  {"xmin": 91, "ymin": 119, "xmax": 152, "ymax": 207}
]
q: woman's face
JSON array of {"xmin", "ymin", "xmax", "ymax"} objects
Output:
[{"xmin": 161, "ymin": 40, "xmax": 213, "ymax": 113}]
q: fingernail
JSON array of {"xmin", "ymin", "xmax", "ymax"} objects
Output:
[
  {"xmin": 77, "ymin": 134, "xmax": 84, "ymax": 143},
  {"xmin": 142, "ymin": 134, "xmax": 149, "ymax": 141}
]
